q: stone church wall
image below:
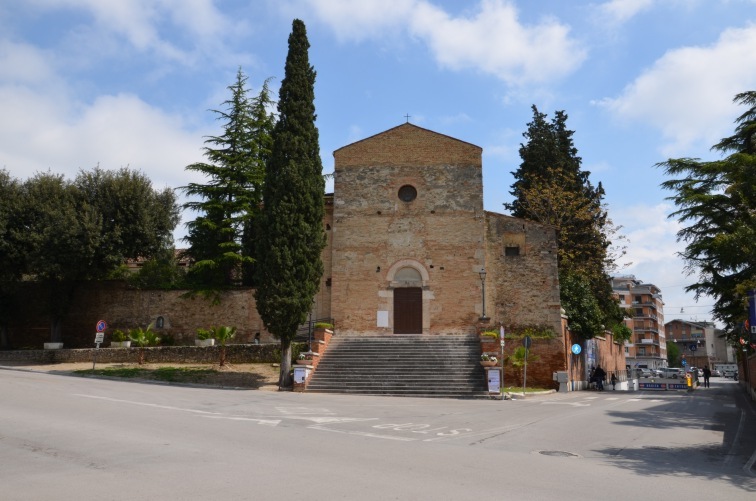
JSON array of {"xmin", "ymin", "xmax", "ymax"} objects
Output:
[
  {"xmin": 329, "ymin": 124, "xmax": 487, "ymax": 334},
  {"xmin": 484, "ymin": 212, "xmax": 563, "ymax": 335}
]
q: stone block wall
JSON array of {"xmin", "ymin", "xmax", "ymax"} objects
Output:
[
  {"xmin": 0, "ymin": 343, "xmax": 290, "ymax": 364},
  {"xmin": 4, "ymin": 281, "xmax": 271, "ymax": 349}
]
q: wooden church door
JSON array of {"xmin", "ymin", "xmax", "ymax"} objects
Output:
[{"xmin": 394, "ymin": 287, "xmax": 422, "ymax": 334}]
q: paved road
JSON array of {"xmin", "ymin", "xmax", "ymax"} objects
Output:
[{"xmin": 1, "ymin": 369, "xmax": 754, "ymax": 500}]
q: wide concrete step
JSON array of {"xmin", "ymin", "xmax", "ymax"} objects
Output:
[{"xmin": 306, "ymin": 334, "xmax": 488, "ymax": 398}]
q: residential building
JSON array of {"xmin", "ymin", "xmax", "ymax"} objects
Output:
[
  {"xmin": 612, "ymin": 275, "xmax": 667, "ymax": 370},
  {"xmin": 664, "ymin": 319, "xmax": 733, "ymax": 368}
]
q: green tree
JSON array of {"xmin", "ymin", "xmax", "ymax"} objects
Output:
[
  {"xmin": 75, "ymin": 166, "xmax": 180, "ymax": 266},
  {"xmin": 0, "ymin": 170, "xmax": 24, "ymax": 348},
  {"xmin": 12, "ymin": 168, "xmax": 179, "ymax": 344},
  {"xmin": 255, "ymin": 19, "xmax": 326, "ymax": 388},
  {"xmin": 16, "ymin": 172, "xmax": 102, "ymax": 342},
  {"xmin": 183, "ymin": 69, "xmax": 275, "ymax": 288},
  {"xmin": 505, "ymin": 106, "xmax": 624, "ymax": 337},
  {"xmin": 658, "ymin": 91, "xmax": 756, "ymax": 340},
  {"xmin": 666, "ymin": 341, "xmax": 681, "ymax": 367}
]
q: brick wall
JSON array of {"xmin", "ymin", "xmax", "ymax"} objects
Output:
[{"xmin": 330, "ymin": 123, "xmax": 488, "ymax": 334}]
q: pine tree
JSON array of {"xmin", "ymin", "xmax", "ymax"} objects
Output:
[
  {"xmin": 182, "ymin": 68, "xmax": 274, "ymax": 287},
  {"xmin": 506, "ymin": 106, "xmax": 624, "ymax": 337},
  {"xmin": 658, "ymin": 91, "xmax": 756, "ymax": 338},
  {"xmin": 255, "ymin": 19, "xmax": 326, "ymax": 387}
]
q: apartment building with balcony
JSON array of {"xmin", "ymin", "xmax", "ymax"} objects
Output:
[{"xmin": 612, "ymin": 275, "xmax": 667, "ymax": 370}]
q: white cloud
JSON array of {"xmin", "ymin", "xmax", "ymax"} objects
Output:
[
  {"xmin": 0, "ymin": 40, "xmax": 56, "ymax": 84},
  {"xmin": 613, "ymin": 202, "xmax": 719, "ymax": 325},
  {"xmin": 297, "ymin": 0, "xmax": 586, "ymax": 85},
  {"xmin": 0, "ymin": 89, "xmax": 205, "ymax": 187},
  {"xmin": 597, "ymin": 24, "xmax": 756, "ymax": 156},
  {"xmin": 595, "ymin": 0, "xmax": 655, "ymax": 26},
  {"xmin": 24, "ymin": 0, "xmax": 238, "ymax": 65}
]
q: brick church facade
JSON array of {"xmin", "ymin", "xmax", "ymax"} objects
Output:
[{"xmin": 314, "ymin": 123, "xmax": 564, "ymax": 338}]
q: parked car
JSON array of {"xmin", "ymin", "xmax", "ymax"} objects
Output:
[
  {"xmin": 636, "ymin": 368, "xmax": 652, "ymax": 378},
  {"xmin": 652, "ymin": 368, "xmax": 664, "ymax": 377},
  {"xmin": 723, "ymin": 369, "xmax": 737, "ymax": 378},
  {"xmin": 659, "ymin": 368, "xmax": 682, "ymax": 379},
  {"xmin": 711, "ymin": 369, "xmax": 721, "ymax": 377}
]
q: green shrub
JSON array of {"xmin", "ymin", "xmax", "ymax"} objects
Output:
[{"xmin": 112, "ymin": 329, "xmax": 128, "ymax": 342}]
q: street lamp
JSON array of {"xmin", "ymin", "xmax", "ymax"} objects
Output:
[{"xmin": 479, "ymin": 268, "xmax": 488, "ymax": 320}]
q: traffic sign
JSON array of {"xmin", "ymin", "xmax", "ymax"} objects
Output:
[
  {"xmin": 522, "ymin": 336, "xmax": 532, "ymax": 349},
  {"xmin": 96, "ymin": 320, "xmax": 108, "ymax": 333},
  {"xmin": 682, "ymin": 360, "xmax": 687, "ymax": 366},
  {"xmin": 571, "ymin": 344, "xmax": 582, "ymax": 355},
  {"xmin": 689, "ymin": 344, "xmax": 697, "ymax": 352},
  {"xmin": 94, "ymin": 332, "xmax": 104, "ymax": 344}
]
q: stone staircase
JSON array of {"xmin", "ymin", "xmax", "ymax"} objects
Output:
[{"xmin": 305, "ymin": 334, "xmax": 489, "ymax": 398}]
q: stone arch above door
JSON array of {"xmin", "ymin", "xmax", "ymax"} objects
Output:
[{"xmin": 386, "ymin": 259, "xmax": 429, "ymax": 288}]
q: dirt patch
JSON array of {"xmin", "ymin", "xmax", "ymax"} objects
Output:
[{"xmin": 1, "ymin": 361, "xmax": 283, "ymax": 390}]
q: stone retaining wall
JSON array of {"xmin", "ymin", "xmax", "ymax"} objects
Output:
[{"xmin": 0, "ymin": 343, "xmax": 304, "ymax": 365}]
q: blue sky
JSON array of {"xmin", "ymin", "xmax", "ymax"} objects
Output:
[{"xmin": 3, "ymin": 0, "xmax": 756, "ymax": 327}]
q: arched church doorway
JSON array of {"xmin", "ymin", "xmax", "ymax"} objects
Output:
[{"xmin": 392, "ymin": 266, "xmax": 423, "ymax": 334}]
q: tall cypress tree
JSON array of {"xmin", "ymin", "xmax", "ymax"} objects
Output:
[
  {"xmin": 505, "ymin": 106, "xmax": 623, "ymax": 338},
  {"xmin": 255, "ymin": 19, "xmax": 326, "ymax": 387}
]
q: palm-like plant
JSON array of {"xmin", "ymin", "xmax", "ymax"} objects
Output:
[
  {"xmin": 128, "ymin": 323, "xmax": 160, "ymax": 365},
  {"xmin": 211, "ymin": 325, "xmax": 236, "ymax": 367}
]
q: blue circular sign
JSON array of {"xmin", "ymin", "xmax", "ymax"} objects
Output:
[
  {"xmin": 571, "ymin": 344, "xmax": 582, "ymax": 355},
  {"xmin": 96, "ymin": 320, "xmax": 108, "ymax": 332}
]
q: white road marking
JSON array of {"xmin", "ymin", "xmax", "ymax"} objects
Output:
[
  {"xmin": 75, "ymin": 394, "xmax": 222, "ymax": 415},
  {"xmin": 309, "ymin": 425, "xmax": 416, "ymax": 441},
  {"xmin": 202, "ymin": 416, "xmax": 280, "ymax": 426},
  {"xmin": 542, "ymin": 402, "xmax": 590, "ymax": 407}
]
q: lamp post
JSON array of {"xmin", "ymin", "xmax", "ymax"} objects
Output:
[{"xmin": 479, "ymin": 268, "xmax": 488, "ymax": 321}]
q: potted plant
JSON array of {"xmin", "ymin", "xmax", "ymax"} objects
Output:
[
  {"xmin": 195, "ymin": 328, "xmax": 215, "ymax": 347},
  {"xmin": 313, "ymin": 322, "xmax": 334, "ymax": 343},
  {"xmin": 110, "ymin": 329, "xmax": 131, "ymax": 348},
  {"xmin": 479, "ymin": 330, "xmax": 498, "ymax": 342},
  {"xmin": 480, "ymin": 353, "xmax": 498, "ymax": 367},
  {"xmin": 296, "ymin": 351, "xmax": 318, "ymax": 365}
]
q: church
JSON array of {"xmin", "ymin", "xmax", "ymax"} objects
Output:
[{"xmin": 313, "ymin": 123, "xmax": 564, "ymax": 339}]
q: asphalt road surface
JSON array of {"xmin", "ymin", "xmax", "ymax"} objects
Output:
[{"xmin": 1, "ymin": 368, "xmax": 754, "ymax": 500}]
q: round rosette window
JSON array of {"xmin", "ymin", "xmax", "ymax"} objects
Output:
[{"xmin": 398, "ymin": 185, "xmax": 417, "ymax": 202}]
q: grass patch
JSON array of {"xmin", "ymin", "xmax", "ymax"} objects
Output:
[
  {"xmin": 75, "ymin": 366, "xmax": 217, "ymax": 383},
  {"xmin": 503, "ymin": 386, "xmax": 551, "ymax": 393},
  {"xmin": 75, "ymin": 367, "xmax": 150, "ymax": 378}
]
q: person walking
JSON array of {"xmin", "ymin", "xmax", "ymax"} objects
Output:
[
  {"xmin": 703, "ymin": 366, "xmax": 711, "ymax": 388},
  {"xmin": 611, "ymin": 373, "xmax": 617, "ymax": 390},
  {"xmin": 594, "ymin": 365, "xmax": 606, "ymax": 391}
]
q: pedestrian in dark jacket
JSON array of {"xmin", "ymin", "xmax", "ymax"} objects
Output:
[
  {"xmin": 703, "ymin": 366, "xmax": 711, "ymax": 388},
  {"xmin": 594, "ymin": 365, "xmax": 606, "ymax": 391}
]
